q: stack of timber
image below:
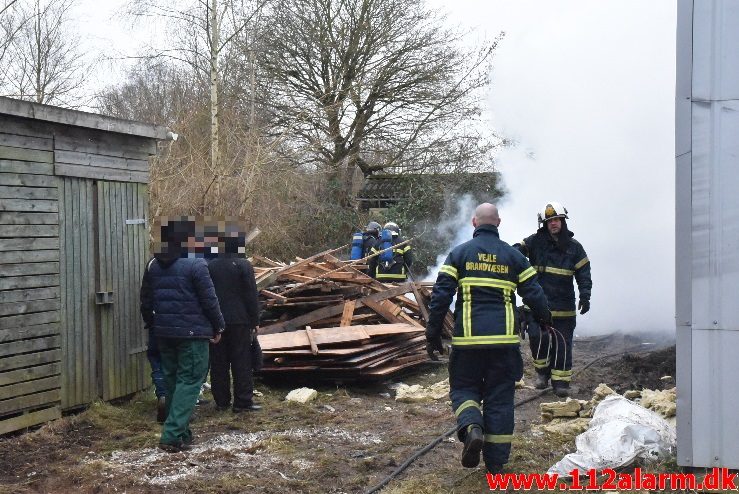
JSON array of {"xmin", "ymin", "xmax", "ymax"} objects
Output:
[{"xmin": 252, "ymin": 247, "xmax": 453, "ymax": 381}]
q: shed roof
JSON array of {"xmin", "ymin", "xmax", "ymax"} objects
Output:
[{"xmin": 0, "ymin": 96, "xmax": 170, "ymax": 140}]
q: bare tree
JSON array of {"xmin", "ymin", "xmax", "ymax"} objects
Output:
[
  {"xmin": 1, "ymin": 0, "xmax": 24, "ymax": 81},
  {"xmin": 127, "ymin": 0, "xmax": 268, "ymax": 174},
  {"xmin": 2, "ymin": 0, "xmax": 89, "ymax": 106},
  {"xmin": 260, "ymin": 0, "xmax": 500, "ymax": 205}
]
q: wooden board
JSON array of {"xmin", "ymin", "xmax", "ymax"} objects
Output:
[
  {"xmin": 0, "ymin": 375, "xmax": 60, "ymax": 401},
  {"xmin": 340, "ymin": 300, "xmax": 356, "ymax": 327},
  {"xmin": 0, "ymin": 311, "xmax": 59, "ymax": 331},
  {"xmin": 0, "ymin": 298, "xmax": 60, "ymax": 317},
  {"xmin": 54, "ymin": 163, "xmax": 148, "ymax": 184},
  {"xmin": 0, "ymin": 286, "xmax": 59, "ymax": 304},
  {"xmin": 0, "ymin": 262, "xmax": 59, "ymax": 278},
  {"xmin": 0, "ymin": 362, "xmax": 61, "ymax": 387},
  {"xmin": 0, "ymin": 145, "xmax": 53, "ymax": 163},
  {"xmin": 258, "ymin": 323, "xmax": 421, "ymax": 351},
  {"xmin": 0, "ymin": 225, "xmax": 59, "ymax": 237},
  {"xmin": 0, "ymin": 275, "xmax": 60, "ymax": 291},
  {"xmin": 0, "ymin": 389, "xmax": 60, "ymax": 416},
  {"xmin": 0, "ymin": 212, "xmax": 58, "ymax": 225},
  {"xmin": 0, "ymin": 250, "xmax": 59, "ymax": 264},
  {"xmin": 0, "ymin": 405, "xmax": 60, "ymax": 435},
  {"xmin": 0, "ymin": 349, "xmax": 60, "ymax": 373},
  {"xmin": 0, "ymin": 199, "xmax": 57, "ymax": 212},
  {"xmin": 0, "ymin": 185, "xmax": 57, "ymax": 200},
  {"xmin": 0, "ymin": 322, "xmax": 60, "ymax": 344},
  {"xmin": 0, "ymin": 132, "xmax": 53, "ymax": 151},
  {"xmin": 0, "ymin": 335, "xmax": 61, "ymax": 357},
  {"xmin": 0, "ymin": 160, "xmax": 54, "ymax": 175}
]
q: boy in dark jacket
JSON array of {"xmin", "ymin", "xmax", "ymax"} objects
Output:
[
  {"xmin": 140, "ymin": 218, "xmax": 225, "ymax": 452},
  {"xmin": 207, "ymin": 233, "xmax": 261, "ymax": 412}
]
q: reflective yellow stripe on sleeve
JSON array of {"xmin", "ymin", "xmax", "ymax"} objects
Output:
[
  {"xmin": 575, "ymin": 257, "xmax": 590, "ymax": 270},
  {"xmin": 439, "ymin": 265, "xmax": 458, "ymax": 280},
  {"xmin": 455, "ymin": 400, "xmax": 481, "ymax": 417},
  {"xmin": 533, "ymin": 266, "xmax": 574, "ymax": 276},
  {"xmin": 485, "ymin": 434, "xmax": 513, "ymax": 443},
  {"xmin": 551, "ymin": 310, "xmax": 577, "ymax": 318},
  {"xmin": 518, "ymin": 266, "xmax": 536, "ymax": 283}
]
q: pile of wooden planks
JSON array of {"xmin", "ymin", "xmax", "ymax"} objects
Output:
[{"xmin": 252, "ymin": 247, "xmax": 453, "ymax": 381}]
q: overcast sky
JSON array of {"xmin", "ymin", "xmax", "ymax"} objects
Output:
[
  {"xmin": 73, "ymin": 0, "xmax": 678, "ymax": 334},
  {"xmin": 430, "ymin": 1, "xmax": 677, "ymax": 334}
]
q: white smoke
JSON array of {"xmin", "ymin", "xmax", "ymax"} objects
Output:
[
  {"xmin": 423, "ymin": 194, "xmax": 478, "ymax": 282},
  {"xmin": 428, "ymin": 0, "xmax": 677, "ymax": 334}
]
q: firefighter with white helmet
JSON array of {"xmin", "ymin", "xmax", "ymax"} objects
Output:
[
  {"xmin": 515, "ymin": 201, "xmax": 592, "ymax": 398},
  {"xmin": 368, "ymin": 221, "xmax": 413, "ymax": 281}
]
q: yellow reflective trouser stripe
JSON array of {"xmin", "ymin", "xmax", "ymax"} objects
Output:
[
  {"xmin": 533, "ymin": 266, "xmax": 574, "ymax": 276},
  {"xmin": 575, "ymin": 257, "xmax": 590, "ymax": 270},
  {"xmin": 552, "ymin": 310, "xmax": 577, "ymax": 318},
  {"xmin": 485, "ymin": 434, "xmax": 513, "ymax": 444},
  {"xmin": 505, "ymin": 289, "xmax": 514, "ymax": 336},
  {"xmin": 460, "ymin": 277, "xmax": 516, "ymax": 290},
  {"xmin": 533, "ymin": 358, "xmax": 549, "ymax": 369},
  {"xmin": 551, "ymin": 369, "xmax": 573, "ymax": 381},
  {"xmin": 439, "ymin": 265, "xmax": 458, "ymax": 280},
  {"xmin": 455, "ymin": 400, "xmax": 481, "ymax": 417},
  {"xmin": 452, "ymin": 335, "xmax": 520, "ymax": 345},
  {"xmin": 518, "ymin": 266, "xmax": 536, "ymax": 283},
  {"xmin": 463, "ymin": 284, "xmax": 472, "ymax": 337}
]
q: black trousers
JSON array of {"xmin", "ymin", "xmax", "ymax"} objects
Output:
[
  {"xmin": 449, "ymin": 346, "xmax": 523, "ymax": 469},
  {"xmin": 209, "ymin": 324, "xmax": 254, "ymax": 408},
  {"xmin": 526, "ymin": 314, "xmax": 576, "ymax": 386}
]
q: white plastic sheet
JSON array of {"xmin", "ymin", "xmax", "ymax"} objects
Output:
[{"xmin": 548, "ymin": 395, "xmax": 676, "ymax": 475}]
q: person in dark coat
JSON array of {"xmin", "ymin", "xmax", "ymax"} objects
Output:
[
  {"xmin": 140, "ymin": 218, "xmax": 225, "ymax": 452},
  {"xmin": 425, "ymin": 203, "xmax": 551, "ymax": 474},
  {"xmin": 515, "ymin": 201, "xmax": 592, "ymax": 398},
  {"xmin": 207, "ymin": 233, "xmax": 262, "ymax": 412},
  {"xmin": 368, "ymin": 222, "xmax": 413, "ymax": 281}
]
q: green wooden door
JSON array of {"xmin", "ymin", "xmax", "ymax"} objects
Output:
[
  {"xmin": 96, "ymin": 181, "xmax": 149, "ymax": 401},
  {"xmin": 60, "ymin": 178, "xmax": 149, "ymax": 407}
]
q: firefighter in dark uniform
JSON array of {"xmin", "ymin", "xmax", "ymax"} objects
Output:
[
  {"xmin": 367, "ymin": 222, "xmax": 413, "ymax": 282},
  {"xmin": 426, "ymin": 203, "xmax": 551, "ymax": 474},
  {"xmin": 516, "ymin": 202, "xmax": 592, "ymax": 398}
]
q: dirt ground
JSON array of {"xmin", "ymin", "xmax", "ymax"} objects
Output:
[{"xmin": 0, "ymin": 331, "xmax": 677, "ymax": 494}]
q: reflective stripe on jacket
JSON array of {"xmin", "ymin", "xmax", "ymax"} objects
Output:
[
  {"xmin": 368, "ymin": 238, "xmax": 413, "ymax": 281},
  {"xmin": 518, "ymin": 227, "xmax": 591, "ymax": 317},
  {"xmin": 426, "ymin": 225, "xmax": 550, "ymax": 348}
]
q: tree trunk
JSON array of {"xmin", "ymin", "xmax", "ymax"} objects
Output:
[{"xmin": 210, "ymin": 0, "xmax": 220, "ymax": 173}]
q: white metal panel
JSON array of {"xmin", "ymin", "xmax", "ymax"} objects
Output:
[
  {"xmin": 692, "ymin": 1, "xmax": 739, "ymax": 101},
  {"xmin": 675, "ymin": 0, "xmax": 693, "ymax": 157},
  {"xmin": 690, "ymin": 330, "xmax": 739, "ymax": 468},
  {"xmin": 691, "ymin": 101, "xmax": 739, "ymax": 329},
  {"xmin": 675, "ymin": 153, "xmax": 692, "ymax": 327},
  {"xmin": 676, "ymin": 326, "xmax": 692, "ymax": 465}
]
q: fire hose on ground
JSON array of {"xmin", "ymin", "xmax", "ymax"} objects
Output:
[{"xmin": 363, "ymin": 342, "xmax": 666, "ymax": 494}]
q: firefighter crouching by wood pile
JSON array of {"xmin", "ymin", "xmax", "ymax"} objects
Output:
[
  {"xmin": 425, "ymin": 203, "xmax": 551, "ymax": 475},
  {"xmin": 368, "ymin": 222, "xmax": 413, "ymax": 281}
]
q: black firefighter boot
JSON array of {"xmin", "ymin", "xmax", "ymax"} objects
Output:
[
  {"xmin": 534, "ymin": 372, "xmax": 550, "ymax": 390},
  {"xmin": 552, "ymin": 380, "xmax": 570, "ymax": 398},
  {"xmin": 461, "ymin": 424, "xmax": 484, "ymax": 468}
]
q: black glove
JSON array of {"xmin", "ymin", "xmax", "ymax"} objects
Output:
[
  {"xmin": 426, "ymin": 335, "xmax": 444, "ymax": 361},
  {"xmin": 538, "ymin": 309, "xmax": 553, "ymax": 326},
  {"xmin": 578, "ymin": 299, "xmax": 590, "ymax": 315}
]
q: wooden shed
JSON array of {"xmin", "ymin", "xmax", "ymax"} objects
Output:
[{"xmin": 0, "ymin": 96, "xmax": 169, "ymax": 434}]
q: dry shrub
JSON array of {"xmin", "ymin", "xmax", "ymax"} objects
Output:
[{"xmin": 149, "ymin": 107, "xmax": 361, "ymax": 260}]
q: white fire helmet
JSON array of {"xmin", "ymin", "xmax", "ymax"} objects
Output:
[{"xmin": 537, "ymin": 202, "xmax": 569, "ymax": 225}]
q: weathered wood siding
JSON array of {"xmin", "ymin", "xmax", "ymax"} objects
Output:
[
  {"xmin": 58, "ymin": 177, "xmax": 97, "ymax": 408},
  {"xmin": 0, "ymin": 122, "xmax": 62, "ymax": 432},
  {"xmin": 0, "ymin": 105, "xmax": 157, "ymax": 434}
]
